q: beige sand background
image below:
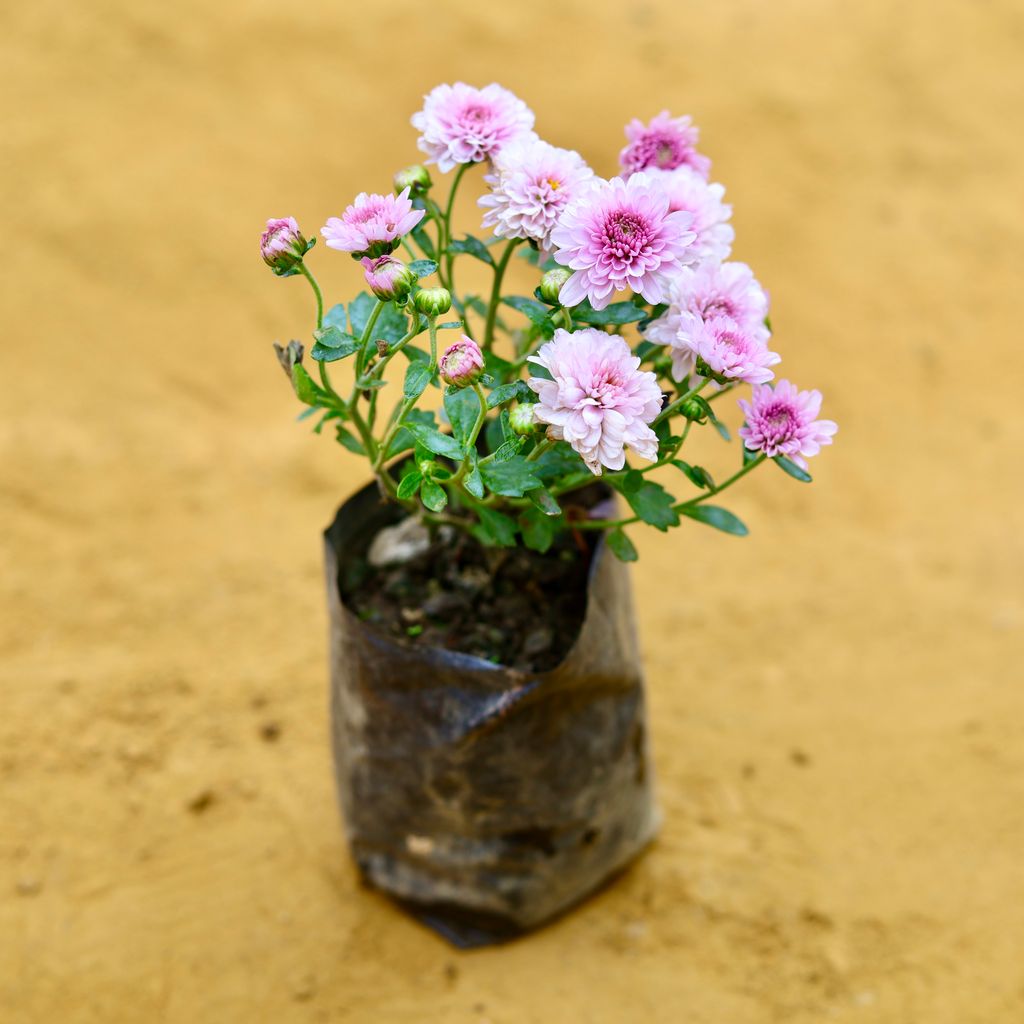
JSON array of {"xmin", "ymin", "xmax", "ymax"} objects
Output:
[{"xmin": 3, "ymin": 0, "xmax": 1023, "ymax": 1020}]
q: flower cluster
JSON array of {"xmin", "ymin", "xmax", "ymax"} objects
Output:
[{"xmin": 261, "ymin": 83, "xmax": 836, "ymax": 556}]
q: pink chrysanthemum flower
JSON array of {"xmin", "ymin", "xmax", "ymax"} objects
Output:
[
  {"xmin": 690, "ymin": 315, "xmax": 780, "ymax": 385},
  {"xmin": 412, "ymin": 82, "xmax": 536, "ymax": 174},
  {"xmin": 551, "ymin": 173, "xmax": 697, "ymax": 311},
  {"xmin": 439, "ymin": 336, "xmax": 485, "ymax": 389},
  {"xmin": 653, "ymin": 167, "xmax": 733, "ymax": 266},
  {"xmin": 620, "ymin": 111, "xmax": 711, "ymax": 179},
  {"xmin": 321, "ymin": 188, "xmax": 425, "ymax": 259},
  {"xmin": 260, "ymin": 217, "xmax": 307, "ymax": 271},
  {"xmin": 479, "ymin": 138, "xmax": 594, "ymax": 256},
  {"xmin": 527, "ymin": 328, "xmax": 662, "ymax": 476},
  {"xmin": 645, "ymin": 261, "xmax": 771, "ymax": 378},
  {"xmin": 739, "ymin": 380, "xmax": 838, "ymax": 468}
]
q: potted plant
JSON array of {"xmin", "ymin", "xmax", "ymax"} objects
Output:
[{"xmin": 260, "ymin": 83, "xmax": 837, "ymax": 947}]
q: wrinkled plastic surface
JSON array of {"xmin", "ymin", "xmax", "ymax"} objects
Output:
[{"xmin": 324, "ymin": 480, "xmax": 659, "ymax": 947}]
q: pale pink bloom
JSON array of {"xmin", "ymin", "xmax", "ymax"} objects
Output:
[
  {"xmin": 412, "ymin": 82, "xmax": 536, "ymax": 173},
  {"xmin": 439, "ymin": 336, "xmax": 485, "ymax": 389},
  {"xmin": 479, "ymin": 138, "xmax": 594, "ymax": 256},
  {"xmin": 645, "ymin": 261, "xmax": 770, "ymax": 377},
  {"xmin": 739, "ymin": 380, "xmax": 838, "ymax": 468},
  {"xmin": 260, "ymin": 217, "xmax": 306, "ymax": 270},
  {"xmin": 651, "ymin": 166, "xmax": 733, "ymax": 265},
  {"xmin": 690, "ymin": 315, "xmax": 780, "ymax": 385},
  {"xmin": 527, "ymin": 328, "xmax": 662, "ymax": 476},
  {"xmin": 321, "ymin": 188, "xmax": 425, "ymax": 258},
  {"xmin": 620, "ymin": 111, "xmax": 711, "ymax": 179},
  {"xmin": 551, "ymin": 173, "xmax": 697, "ymax": 310}
]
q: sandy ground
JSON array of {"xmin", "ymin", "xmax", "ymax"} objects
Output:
[{"xmin": 3, "ymin": 0, "xmax": 1024, "ymax": 1020}]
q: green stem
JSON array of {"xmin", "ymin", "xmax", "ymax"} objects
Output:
[
  {"xmin": 442, "ymin": 163, "xmax": 469, "ymax": 296},
  {"xmin": 449, "ymin": 382, "xmax": 489, "ymax": 485},
  {"xmin": 355, "ymin": 299, "xmax": 385, "ymax": 378},
  {"xmin": 483, "ymin": 239, "xmax": 520, "ymax": 349},
  {"xmin": 297, "ymin": 262, "xmax": 337, "ymax": 395},
  {"xmin": 653, "ymin": 377, "xmax": 712, "ymax": 426},
  {"xmin": 525, "ymin": 437, "xmax": 555, "ymax": 462}
]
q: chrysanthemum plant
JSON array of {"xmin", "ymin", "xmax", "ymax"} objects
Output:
[{"xmin": 262, "ymin": 83, "xmax": 836, "ymax": 560}]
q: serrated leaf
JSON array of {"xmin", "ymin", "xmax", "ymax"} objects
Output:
[
  {"xmin": 488, "ymin": 438, "xmax": 523, "ymax": 463},
  {"xmin": 501, "ymin": 296, "xmax": 550, "ymax": 326},
  {"xmin": 621, "ymin": 469, "xmax": 645, "ymax": 495},
  {"xmin": 532, "ymin": 444, "xmax": 588, "ymax": 483},
  {"xmin": 774, "ymin": 455, "xmax": 812, "ymax": 482},
  {"xmin": 486, "ymin": 381, "xmax": 530, "ymax": 408},
  {"xmin": 384, "ymin": 408, "xmax": 436, "ymax": 459},
  {"xmin": 323, "ymin": 303, "xmax": 348, "ymax": 330},
  {"xmin": 472, "ymin": 506, "xmax": 517, "ymax": 547},
  {"xmin": 400, "ymin": 344, "xmax": 431, "ymax": 363},
  {"xmin": 526, "ymin": 488, "xmax": 561, "ymax": 516},
  {"xmin": 625, "ymin": 481, "xmax": 680, "ymax": 531},
  {"xmin": 519, "ymin": 506, "xmax": 558, "ymax": 553},
  {"xmin": 479, "ymin": 456, "xmax": 542, "ymax": 497},
  {"xmin": 409, "ymin": 259, "xmax": 438, "ymax": 279},
  {"xmin": 396, "ymin": 468, "xmax": 422, "ymax": 499},
  {"xmin": 570, "ymin": 298, "xmax": 648, "ymax": 325},
  {"xmin": 679, "ymin": 504, "xmax": 748, "ymax": 535},
  {"xmin": 449, "ymin": 235, "xmax": 495, "ymax": 266},
  {"xmin": 443, "ymin": 387, "xmax": 481, "ymax": 446},
  {"xmin": 606, "ymin": 529, "xmax": 638, "ymax": 562},
  {"xmin": 464, "ymin": 462, "xmax": 485, "ymax": 500},
  {"xmin": 420, "ymin": 479, "xmax": 448, "ymax": 512},
  {"xmin": 313, "ymin": 325, "xmax": 360, "ymax": 351},
  {"xmin": 407, "ymin": 423, "xmax": 465, "ymax": 460},
  {"xmin": 346, "ymin": 293, "xmax": 376, "ymax": 337},
  {"xmin": 403, "ymin": 361, "xmax": 432, "ymax": 399}
]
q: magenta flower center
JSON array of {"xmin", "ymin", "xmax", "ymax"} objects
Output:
[
  {"xmin": 602, "ymin": 212, "xmax": 650, "ymax": 261},
  {"xmin": 701, "ymin": 296, "xmax": 737, "ymax": 319},
  {"xmin": 583, "ymin": 365, "xmax": 627, "ymax": 406},
  {"xmin": 761, "ymin": 401, "xmax": 797, "ymax": 441}
]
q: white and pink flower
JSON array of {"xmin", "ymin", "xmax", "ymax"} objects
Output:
[
  {"xmin": 439, "ymin": 336, "xmax": 485, "ymax": 389},
  {"xmin": 412, "ymin": 82, "xmax": 536, "ymax": 173},
  {"xmin": 528, "ymin": 328, "xmax": 663, "ymax": 476},
  {"xmin": 479, "ymin": 138, "xmax": 594, "ymax": 256},
  {"xmin": 654, "ymin": 166, "xmax": 733, "ymax": 266},
  {"xmin": 321, "ymin": 188, "xmax": 425, "ymax": 259},
  {"xmin": 620, "ymin": 111, "xmax": 711, "ymax": 178},
  {"xmin": 739, "ymin": 380, "xmax": 838, "ymax": 468},
  {"xmin": 551, "ymin": 173, "xmax": 697, "ymax": 310},
  {"xmin": 690, "ymin": 316, "xmax": 780, "ymax": 385}
]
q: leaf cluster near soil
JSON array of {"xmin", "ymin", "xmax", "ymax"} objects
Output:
[{"xmin": 339, "ymin": 525, "xmax": 595, "ymax": 673}]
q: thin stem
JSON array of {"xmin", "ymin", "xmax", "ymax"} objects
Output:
[
  {"xmin": 297, "ymin": 262, "xmax": 323, "ymax": 329},
  {"xmin": 449, "ymin": 382, "xmax": 489, "ymax": 485},
  {"xmin": 442, "ymin": 163, "xmax": 469, "ymax": 295},
  {"xmin": 653, "ymin": 377, "xmax": 712, "ymax": 426},
  {"xmin": 484, "ymin": 240, "xmax": 520, "ymax": 349},
  {"xmin": 525, "ymin": 437, "xmax": 555, "ymax": 462},
  {"xmin": 354, "ymin": 299, "xmax": 385, "ymax": 378}
]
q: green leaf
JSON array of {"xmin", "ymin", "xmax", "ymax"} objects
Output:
[
  {"xmin": 672, "ymin": 459, "xmax": 714, "ymax": 489},
  {"xmin": 407, "ymin": 423, "xmax": 465, "ymax": 461},
  {"xmin": 323, "ymin": 303, "xmax": 348, "ymax": 330},
  {"xmin": 695, "ymin": 397, "xmax": 731, "ymax": 441},
  {"xmin": 396, "ymin": 468, "xmax": 422, "ymax": 499},
  {"xmin": 411, "ymin": 223, "xmax": 436, "ymax": 260},
  {"xmin": 346, "ymin": 293, "xmax": 376, "ymax": 337},
  {"xmin": 384, "ymin": 408, "xmax": 436, "ymax": 459},
  {"xmin": 679, "ymin": 504, "xmax": 749, "ymax": 536},
  {"xmin": 464, "ymin": 460, "xmax": 485, "ymax": 500},
  {"xmin": 621, "ymin": 469, "xmax": 644, "ymax": 495},
  {"xmin": 519, "ymin": 506, "xmax": 558, "ymax": 553},
  {"xmin": 312, "ymin": 325, "xmax": 360, "ymax": 356},
  {"xmin": 606, "ymin": 529, "xmax": 638, "ymax": 562},
  {"xmin": 464, "ymin": 295, "xmax": 488, "ymax": 318},
  {"xmin": 472, "ymin": 506, "xmax": 517, "ymax": 547},
  {"xmin": 479, "ymin": 456, "xmax": 543, "ymax": 497},
  {"xmin": 742, "ymin": 445, "xmax": 760, "ymax": 466},
  {"xmin": 488, "ymin": 438, "xmax": 524, "ymax": 464},
  {"xmin": 570, "ymin": 298, "xmax": 648, "ymax": 325},
  {"xmin": 375, "ymin": 302, "xmax": 411, "ymax": 345},
  {"xmin": 409, "ymin": 259, "xmax": 438, "ymax": 279},
  {"xmin": 486, "ymin": 381, "xmax": 531, "ymax": 408},
  {"xmin": 437, "ymin": 320, "xmax": 464, "ymax": 330},
  {"xmin": 449, "ymin": 235, "xmax": 495, "ymax": 266},
  {"xmin": 400, "ymin": 344, "xmax": 431, "ymax": 364},
  {"xmin": 501, "ymin": 296, "xmax": 550, "ymax": 326},
  {"xmin": 774, "ymin": 455, "xmax": 812, "ymax": 482},
  {"xmin": 420, "ymin": 479, "xmax": 448, "ymax": 512},
  {"xmin": 335, "ymin": 424, "xmax": 366, "ymax": 455},
  {"xmin": 403, "ymin": 361, "xmax": 432, "ymax": 399},
  {"xmin": 291, "ymin": 364, "xmax": 326, "ymax": 406},
  {"xmin": 527, "ymin": 487, "xmax": 561, "ymax": 516},
  {"xmin": 532, "ymin": 444, "xmax": 588, "ymax": 484},
  {"xmin": 624, "ymin": 481, "xmax": 680, "ymax": 531},
  {"xmin": 443, "ymin": 387, "xmax": 481, "ymax": 446}
]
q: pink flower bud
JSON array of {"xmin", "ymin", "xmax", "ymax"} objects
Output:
[
  {"xmin": 260, "ymin": 217, "xmax": 308, "ymax": 274},
  {"xmin": 439, "ymin": 336, "xmax": 485, "ymax": 389},
  {"xmin": 360, "ymin": 255, "xmax": 417, "ymax": 303}
]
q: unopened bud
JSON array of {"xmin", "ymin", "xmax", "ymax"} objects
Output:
[
  {"xmin": 439, "ymin": 336, "xmax": 484, "ymax": 389},
  {"xmin": 394, "ymin": 164, "xmax": 432, "ymax": 198},
  {"xmin": 679, "ymin": 397, "xmax": 706, "ymax": 421},
  {"xmin": 508, "ymin": 403, "xmax": 537, "ymax": 435},
  {"xmin": 413, "ymin": 287, "xmax": 452, "ymax": 317},
  {"xmin": 539, "ymin": 267, "xmax": 572, "ymax": 305},
  {"xmin": 361, "ymin": 255, "xmax": 417, "ymax": 303},
  {"xmin": 261, "ymin": 217, "xmax": 310, "ymax": 274}
]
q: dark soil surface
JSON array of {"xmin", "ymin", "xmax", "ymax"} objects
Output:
[{"xmin": 338, "ymin": 525, "xmax": 596, "ymax": 673}]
